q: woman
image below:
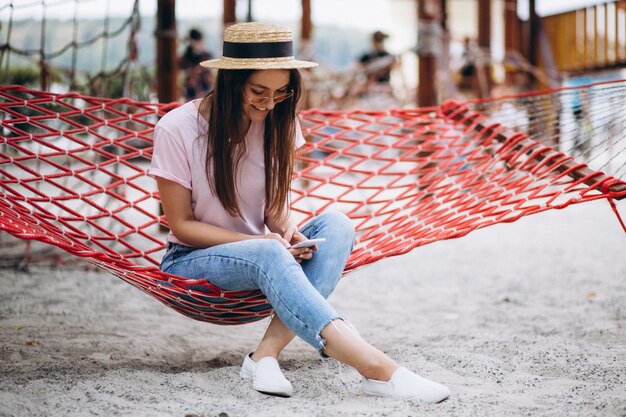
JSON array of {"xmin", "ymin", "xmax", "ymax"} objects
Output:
[{"xmin": 149, "ymin": 22, "xmax": 450, "ymax": 402}]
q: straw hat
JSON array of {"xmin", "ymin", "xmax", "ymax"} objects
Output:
[{"xmin": 200, "ymin": 22, "xmax": 318, "ymax": 70}]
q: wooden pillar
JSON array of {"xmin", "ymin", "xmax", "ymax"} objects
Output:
[
  {"xmin": 300, "ymin": 0, "xmax": 313, "ymax": 61},
  {"xmin": 246, "ymin": 0, "xmax": 253, "ymax": 22},
  {"xmin": 440, "ymin": 0, "xmax": 447, "ymax": 32},
  {"xmin": 224, "ymin": 0, "xmax": 236, "ymax": 28},
  {"xmin": 477, "ymin": 0, "xmax": 492, "ymax": 96},
  {"xmin": 301, "ymin": 0, "xmax": 312, "ymax": 43},
  {"xmin": 417, "ymin": 0, "xmax": 441, "ymax": 106},
  {"xmin": 504, "ymin": 0, "xmax": 519, "ymax": 84},
  {"xmin": 156, "ymin": 0, "xmax": 177, "ymax": 104},
  {"xmin": 155, "ymin": 0, "xmax": 177, "ymax": 225},
  {"xmin": 478, "ymin": 0, "xmax": 491, "ymax": 50},
  {"xmin": 528, "ymin": 0, "xmax": 539, "ymax": 88}
]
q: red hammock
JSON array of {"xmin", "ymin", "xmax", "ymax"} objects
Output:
[{"xmin": 1, "ymin": 85, "xmax": 624, "ymax": 325}]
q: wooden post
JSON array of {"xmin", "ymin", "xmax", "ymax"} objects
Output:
[
  {"xmin": 604, "ymin": 4, "xmax": 609, "ymax": 65},
  {"xmin": 440, "ymin": 0, "xmax": 447, "ymax": 33},
  {"xmin": 299, "ymin": 0, "xmax": 313, "ymax": 109},
  {"xmin": 155, "ymin": 0, "xmax": 177, "ymax": 227},
  {"xmin": 477, "ymin": 0, "xmax": 492, "ymax": 97},
  {"xmin": 613, "ymin": 3, "xmax": 620, "ymax": 64},
  {"xmin": 478, "ymin": 0, "xmax": 490, "ymax": 49},
  {"xmin": 581, "ymin": 8, "xmax": 586, "ymax": 66},
  {"xmin": 504, "ymin": 0, "xmax": 519, "ymax": 85},
  {"xmin": 300, "ymin": 0, "xmax": 313, "ymax": 62},
  {"xmin": 40, "ymin": 10, "xmax": 48, "ymax": 90},
  {"xmin": 156, "ymin": 0, "xmax": 177, "ymax": 104},
  {"xmin": 246, "ymin": 0, "xmax": 253, "ymax": 22},
  {"xmin": 528, "ymin": 0, "xmax": 539, "ymax": 89},
  {"xmin": 417, "ymin": 0, "xmax": 441, "ymax": 106},
  {"xmin": 224, "ymin": 0, "xmax": 236, "ymax": 28},
  {"xmin": 593, "ymin": 5, "xmax": 598, "ymax": 67},
  {"xmin": 301, "ymin": 0, "xmax": 312, "ymax": 44}
]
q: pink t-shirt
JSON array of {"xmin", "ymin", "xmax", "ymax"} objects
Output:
[{"xmin": 149, "ymin": 101, "xmax": 305, "ymax": 246}]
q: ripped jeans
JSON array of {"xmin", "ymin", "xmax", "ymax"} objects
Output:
[{"xmin": 160, "ymin": 211, "xmax": 356, "ymax": 353}]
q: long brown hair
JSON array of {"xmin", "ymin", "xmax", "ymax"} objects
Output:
[{"xmin": 199, "ymin": 69, "xmax": 303, "ymax": 222}]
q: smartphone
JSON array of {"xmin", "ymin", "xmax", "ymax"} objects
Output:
[{"xmin": 288, "ymin": 238, "xmax": 326, "ymax": 249}]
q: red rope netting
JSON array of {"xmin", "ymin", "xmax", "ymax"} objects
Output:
[{"xmin": 1, "ymin": 85, "xmax": 624, "ymax": 324}]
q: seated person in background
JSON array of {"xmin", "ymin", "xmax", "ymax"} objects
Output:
[
  {"xmin": 358, "ymin": 31, "xmax": 396, "ymax": 89},
  {"xmin": 457, "ymin": 36, "xmax": 477, "ymax": 92},
  {"xmin": 180, "ymin": 28, "xmax": 214, "ymax": 101}
]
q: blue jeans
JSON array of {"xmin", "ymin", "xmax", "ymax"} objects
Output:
[{"xmin": 160, "ymin": 211, "xmax": 355, "ymax": 353}]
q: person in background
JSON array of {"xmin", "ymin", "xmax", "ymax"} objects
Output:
[
  {"xmin": 179, "ymin": 28, "xmax": 214, "ymax": 101},
  {"xmin": 457, "ymin": 36, "xmax": 477, "ymax": 93},
  {"xmin": 359, "ymin": 31, "xmax": 395, "ymax": 88}
]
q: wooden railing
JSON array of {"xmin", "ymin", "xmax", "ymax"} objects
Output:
[{"xmin": 543, "ymin": 0, "xmax": 626, "ymax": 73}]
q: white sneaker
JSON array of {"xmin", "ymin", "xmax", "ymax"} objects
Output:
[
  {"xmin": 362, "ymin": 367, "xmax": 450, "ymax": 403},
  {"xmin": 239, "ymin": 352, "xmax": 255, "ymax": 380},
  {"xmin": 239, "ymin": 353, "xmax": 293, "ymax": 397}
]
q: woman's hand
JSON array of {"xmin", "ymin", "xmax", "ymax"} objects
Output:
[
  {"xmin": 262, "ymin": 232, "xmax": 290, "ymax": 248},
  {"xmin": 265, "ymin": 217, "xmax": 316, "ymax": 264},
  {"xmin": 261, "ymin": 231, "xmax": 311, "ymax": 263},
  {"xmin": 286, "ymin": 230, "xmax": 316, "ymax": 264}
]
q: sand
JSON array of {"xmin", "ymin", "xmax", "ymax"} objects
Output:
[{"xmin": 1, "ymin": 199, "xmax": 625, "ymax": 417}]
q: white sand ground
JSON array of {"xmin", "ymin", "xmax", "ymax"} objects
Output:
[{"xmin": 1, "ymin": 200, "xmax": 625, "ymax": 417}]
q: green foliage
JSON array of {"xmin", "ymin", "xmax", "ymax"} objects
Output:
[
  {"xmin": 0, "ymin": 66, "xmax": 41, "ymax": 87},
  {"xmin": 82, "ymin": 67, "xmax": 155, "ymax": 100},
  {"xmin": 0, "ymin": 65, "xmax": 65, "ymax": 88}
]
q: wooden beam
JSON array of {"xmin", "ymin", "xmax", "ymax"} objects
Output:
[
  {"xmin": 440, "ymin": 0, "xmax": 447, "ymax": 32},
  {"xmin": 604, "ymin": 3, "xmax": 609, "ymax": 64},
  {"xmin": 504, "ymin": 0, "xmax": 519, "ymax": 84},
  {"xmin": 622, "ymin": 0, "xmax": 626, "ymax": 62},
  {"xmin": 593, "ymin": 5, "xmax": 598, "ymax": 67},
  {"xmin": 224, "ymin": 0, "xmax": 236, "ymax": 28},
  {"xmin": 615, "ymin": 2, "xmax": 620, "ymax": 63},
  {"xmin": 301, "ymin": 0, "xmax": 312, "ymax": 42},
  {"xmin": 477, "ymin": 0, "xmax": 491, "ymax": 96},
  {"xmin": 417, "ymin": 0, "xmax": 440, "ymax": 106},
  {"xmin": 156, "ymin": 0, "xmax": 177, "ymax": 104},
  {"xmin": 621, "ymin": 0, "xmax": 625, "ymax": 61},
  {"xmin": 527, "ymin": 0, "xmax": 540, "ymax": 88},
  {"xmin": 478, "ymin": 0, "xmax": 491, "ymax": 49},
  {"xmin": 503, "ymin": 0, "xmax": 517, "ymax": 51},
  {"xmin": 583, "ymin": 7, "xmax": 588, "ymax": 67},
  {"xmin": 573, "ymin": 10, "xmax": 579, "ymax": 69},
  {"xmin": 528, "ymin": 0, "xmax": 539, "ymax": 65}
]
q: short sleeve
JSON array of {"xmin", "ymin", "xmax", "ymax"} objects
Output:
[
  {"xmin": 294, "ymin": 117, "xmax": 306, "ymax": 149},
  {"xmin": 149, "ymin": 125, "xmax": 192, "ymax": 189}
]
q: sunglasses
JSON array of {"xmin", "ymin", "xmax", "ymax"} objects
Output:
[{"xmin": 244, "ymin": 89, "xmax": 294, "ymax": 107}]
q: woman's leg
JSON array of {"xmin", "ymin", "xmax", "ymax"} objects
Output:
[
  {"xmin": 252, "ymin": 313, "xmax": 398, "ymax": 380},
  {"xmin": 320, "ymin": 319, "xmax": 398, "ymax": 380},
  {"xmin": 162, "ymin": 237, "xmax": 343, "ymax": 355},
  {"xmin": 297, "ymin": 211, "xmax": 355, "ymax": 298},
  {"xmin": 253, "ymin": 211, "xmax": 356, "ymax": 361},
  {"xmin": 251, "ymin": 315, "xmax": 294, "ymax": 361},
  {"xmin": 163, "ymin": 230, "xmax": 448, "ymax": 401},
  {"xmin": 163, "ymin": 212, "xmax": 391, "ymax": 379}
]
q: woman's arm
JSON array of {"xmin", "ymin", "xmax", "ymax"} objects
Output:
[{"xmin": 157, "ymin": 176, "xmax": 288, "ymax": 248}]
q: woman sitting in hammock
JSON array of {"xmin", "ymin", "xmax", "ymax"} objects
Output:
[{"xmin": 149, "ymin": 22, "xmax": 449, "ymax": 402}]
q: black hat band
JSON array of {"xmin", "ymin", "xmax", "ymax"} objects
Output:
[{"xmin": 222, "ymin": 41, "xmax": 293, "ymax": 59}]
